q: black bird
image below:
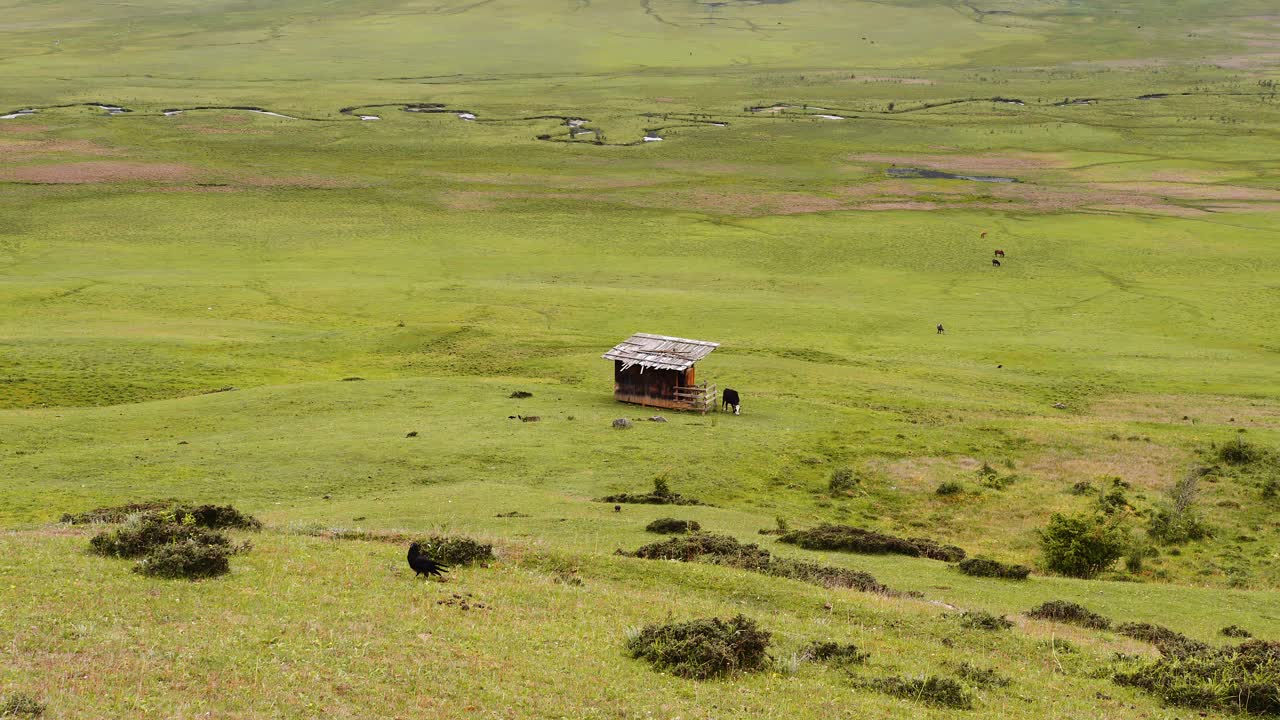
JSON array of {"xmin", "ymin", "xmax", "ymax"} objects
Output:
[{"xmin": 407, "ymin": 542, "xmax": 448, "ymax": 579}]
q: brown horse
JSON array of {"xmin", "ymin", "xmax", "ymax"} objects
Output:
[{"xmin": 994, "ymin": 249, "xmax": 1005, "ymax": 257}]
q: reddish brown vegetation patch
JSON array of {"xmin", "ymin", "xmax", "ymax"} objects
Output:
[
  {"xmin": 1, "ymin": 162, "xmax": 196, "ymax": 184},
  {"xmin": 847, "ymin": 152, "xmax": 1066, "ymax": 172}
]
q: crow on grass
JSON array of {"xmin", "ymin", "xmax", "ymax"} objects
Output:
[{"xmin": 407, "ymin": 542, "xmax": 448, "ymax": 579}]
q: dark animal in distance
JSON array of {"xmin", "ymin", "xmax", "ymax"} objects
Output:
[
  {"xmin": 980, "ymin": 231, "xmax": 988, "ymax": 239},
  {"xmin": 992, "ymin": 259, "xmax": 1002, "ymax": 267},
  {"xmin": 722, "ymin": 388, "xmax": 741, "ymax": 415},
  {"xmin": 994, "ymin": 249, "xmax": 1005, "ymax": 257},
  {"xmin": 407, "ymin": 542, "xmax": 448, "ymax": 579},
  {"xmin": 936, "ymin": 324, "xmax": 945, "ymax": 334}
]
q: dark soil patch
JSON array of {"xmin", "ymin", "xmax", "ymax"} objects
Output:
[
  {"xmin": 1116, "ymin": 622, "xmax": 1210, "ymax": 657},
  {"xmin": 509, "ymin": 390, "xmax": 533, "ymax": 398},
  {"xmin": 645, "ymin": 518, "xmax": 702, "ymax": 534},
  {"xmin": 886, "ymin": 167, "xmax": 1017, "ymax": 183},
  {"xmin": 626, "ymin": 615, "xmax": 771, "ymax": 679},
  {"xmin": 625, "ymin": 533, "xmax": 890, "ymax": 593},
  {"xmin": 778, "ymin": 524, "xmax": 966, "ymax": 562},
  {"xmin": 1026, "ymin": 600, "xmax": 1112, "ymax": 630},
  {"xmin": 956, "ymin": 557, "xmax": 1031, "ymax": 580},
  {"xmin": 495, "ymin": 511, "xmax": 530, "ymax": 518},
  {"xmin": 1113, "ymin": 640, "xmax": 1280, "ymax": 715}
]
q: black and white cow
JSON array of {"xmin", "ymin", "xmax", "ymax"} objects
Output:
[{"xmin": 722, "ymin": 388, "xmax": 741, "ymax": 415}]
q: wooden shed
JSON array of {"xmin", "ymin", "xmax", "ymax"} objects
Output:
[{"xmin": 602, "ymin": 332, "xmax": 719, "ymax": 413}]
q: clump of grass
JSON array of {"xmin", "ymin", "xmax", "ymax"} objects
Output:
[
  {"xmin": 416, "ymin": 535, "xmax": 494, "ymax": 567},
  {"xmin": 935, "ymin": 481, "xmax": 964, "ymax": 496},
  {"xmin": 644, "ymin": 518, "xmax": 701, "ymax": 534},
  {"xmin": 134, "ymin": 538, "xmax": 231, "ymax": 579},
  {"xmin": 0, "ymin": 693, "xmax": 45, "ymax": 718},
  {"xmin": 626, "ymin": 533, "xmax": 889, "ymax": 593},
  {"xmin": 956, "ymin": 609, "xmax": 1013, "ymax": 631},
  {"xmin": 599, "ymin": 476, "xmax": 704, "ymax": 506},
  {"xmin": 956, "ymin": 557, "xmax": 1031, "ymax": 580},
  {"xmin": 956, "ymin": 661, "xmax": 1011, "ymax": 688},
  {"xmin": 1221, "ymin": 625, "xmax": 1253, "ymax": 639},
  {"xmin": 1116, "ymin": 622, "xmax": 1209, "ymax": 657},
  {"xmin": 1026, "ymin": 600, "xmax": 1112, "ymax": 630},
  {"xmin": 1113, "ymin": 640, "xmax": 1280, "ymax": 715},
  {"xmin": 800, "ymin": 641, "xmax": 869, "ymax": 666},
  {"xmin": 980, "ymin": 473, "xmax": 1017, "ymax": 490},
  {"xmin": 861, "ymin": 675, "xmax": 975, "ymax": 709},
  {"xmin": 1069, "ymin": 481, "xmax": 1093, "ymax": 496},
  {"xmin": 60, "ymin": 499, "xmax": 178, "ymax": 524},
  {"xmin": 777, "ymin": 524, "xmax": 966, "ymax": 562},
  {"xmin": 171, "ymin": 504, "xmax": 262, "ymax": 530},
  {"xmin": 1214, "ymin": 436, "xmax": 1267, "ymax": 466},
  {"xmin": 828, "ymin": 467, "xmax": 861, "ymax": 495},
  {"xmin": 625, "ymin": 615, "xmax": 771, "ymax": 679}
]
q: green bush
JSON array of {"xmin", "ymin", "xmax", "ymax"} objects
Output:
[
  {"xmin": 626, "ymin": 615, "xmax": 771, "ymax": 679},
  {"xmin": 1116, "ymin": 622, "xmax": 1209, "ymax": 657},
  {"xmin": 956, "ymin": 557, "xmax": 1031, "ymax": 580},
  {"xmin": 0, "ymin": 693, "xmax": 44, "ymax": 718},
  {"xmin": 60, "ymin": 500, "xmax": 177, "ymax": 524},
  {"xmin": 935, "ymin": 481, "xmax": 964, "ymax": 496},
  {"xmin": 1113, "ymin": 640, "xmax": 1280, "ymax": 715},
  {"xmin": 1026, "ymin": 600, "xmax": 1111, "ymax": 630},
  {"xmin": 957, "ymin": 662, "xmax": 1011, "ymax": 688},
  {"xmin": 863, "ymin": 676, "xmax": 975, "ymax": 709},
  {"xmin": 599, "ymin": 476, "xmax": 704, "ymax": 506},
  {"xmin": 957, "ymin": 610, "xmax": 1013, "ymax": 631},
  {"xmin": 829, "ymin": 468, "xmax": 861, "ymax": 494},
  {"xmin": 1215, "ymin": 437, "xmax": 1266, "ymax": 466},
  {"xmin": 416, "ymin": 535, "xmax": 495, "ymax": 566},
  {"xmin": 778, "ymin": 524, "xmax": 965, "ymax": 562},
  {"xmin": 1038, "ymin": 512, "xmax": 1128, "ymax": 578},
  {"xmin": 1221, "ymin": 625, "xmax": 1253, "ymax": 639},
  {"xmin": 800, "ymin": 641, "xmax": 869, "ymax": 666},
  {"xmin": 134, "ymin": 539, "xmax": 230, "ymax": 579},
  {"xmin": 645, "ymin": 518, "xmax": 701, "ymax": 534},
  {"xmin": 90, "ymin": 514, "xmax": 230, "ymax": 558}
]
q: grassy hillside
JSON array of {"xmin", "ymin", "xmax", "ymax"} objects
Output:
[{"xmin": 1, "ymin": 0, "xmax": 1278, "ymax": 717}]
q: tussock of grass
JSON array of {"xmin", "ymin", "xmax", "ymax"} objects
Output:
[
  {"xmin": 1026, "ymin": 600, "xmax": 1112, "ymax": 630},
  {"xmin": 90, "ymin": 515, "xmax": 231, "ymax": 559},
  {"xmin": 134, "ymin": 539, "xmax": 231, "ymax": 579},
  {"xmin": 777, "ymin": 524, "xmax": 965, "ymax": 562},
  {"xmin": 599, "ymin": 477, "xmax": 704, "ymax": 506},
  {"xmin": 644, "ymin": 518, "xmax": 701, "ymax": 534},
  {"xmin": 799, "ymin": 641, "xmax": 869, "ymax": 666},
  {"xmin": 956, "ymin": 557, "xmax": 1031, "ymax": 580},
  {"xmin": 1113, "ymin": 640, "xmax": 1280, "ymax": 715},
  {"xmin": 861, "ymin": 675, "xmax": 975, "ymax": 709},
  {"xmin": 1221, "ymin": 625, "xmax": 1253, "ymax": 638},
  {"xmin": 416, "ymin": 535, "xmax": 494, "ymax": 567},
  {"xmin": 626, "ymin": 533, "xmax": 889, "ymax": 593},
  {"xmin": 625, "ymin": 615, "xmax": 771, "ymax": 679},
  {"xmin": 957, "ymin": 661, "xmax": 1011, "ymax": 688},
  {"xmin": 0, "ymin": 693, "xmax": 44, "ymax": 718},
  {"xmin": 956, "ymin": 609, "xmax": 1013, "ymax": 631},
  {"xmin": 60, "ymin": 500, "xmax": 179, "ymax": 524},
  {"xmin": 1116, "ymin": 622, "xmax": 1209, "ymax": 657},
  {"xmin": 65, "ymin": 502, "xmax": 261, "ymax": 530}
]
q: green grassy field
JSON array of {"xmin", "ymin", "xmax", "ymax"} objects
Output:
[{"xmin": 2, "ymin": 0, "xmax": 1279, "ymax": 717}]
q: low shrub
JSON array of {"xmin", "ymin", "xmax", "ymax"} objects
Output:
[
  {"xmin": 829, "ymin": 468, "xmax": 861, "ymax": 495},
  {"xmin": 1026, "ymin": 600, "xmax": 1112, "ymax": 630},
  {"xmin": 416, "ymin": 536, "xmax": 495, "ymax": 567},
  {"xmin": 626, "ymin": 615, "xmax": 771, "ymax": 679},
  {"xmin": 627, "ymin": 533, "xmax": 889, "ymax": 594},
  {"xmin": 956, "ymin": 557, "xmax": 1031, "ymax": 580},
  {"xmin": 1113, "ymin": 640, "xmax": 1280, "ymax": 715},
  {"xmin": 1116, "ymin": 622, "xmax": 1209, "ymax": 657},
  {"xmin": 981, "ymin": 473, "xmax": 1017, "ymax": 490},
  {"xmin": 90, "ymin": 514, "xmax": 230, "ymax": 559},
  {"xmin": 956, "ymin": 662, "xmax": 1011, "ymax": 688},
  {"xmin": 778, "ymin": 524, "xmax": 965, "ymax": 562},
  {"xmin": 1038, "ymin": 512, "xmax": 1129, "ymax": 578},
  {"xmin": 134, "ymin": 539, "xmax": 230, "ymax": 579},
  {"xmin": 1263, "ymin": 480, "xmax": 1278, "ymax": 501},
  {"xmin": 645, "ymin": 518, "xmax": 701, "ymax": 534},
  {"xmin": 171, "ymin": 504, "xmax": 262, "ymax": 530},
  {"xmin": 935, "ymin": 481, "xmax": 964, "ymax": 496},
  {"xmin": 800, "ymin": 641, "xmax": 869, "ymax": 666},
  {"xmin": 956, "ymin": 610, "xmax": 1013, "ymax": 631},
  {"xmin": 1215, "ymin": 437, "xmax": 1266, "ymax": 466},
  {"xmin": 863, "ymin": 675, "xmax": 975, "ymax": 710},
  {"xmin": 0, "ymin": 693, "xmax": 44, "ymax": 718},
  {"xmin": 1221, "ymin": 625, "xmax": 1253, "ymax": 639},
  {"xmin": 60, "ymin": 499, "xmax": 177, "ymax": 524},
  {"xmin": 1069, "ymin": 481, "xmax": 1093, "ymax": 496},
  {"xmin": 599, "ymin": 476, "xmax": 704, "ymax": 506}
]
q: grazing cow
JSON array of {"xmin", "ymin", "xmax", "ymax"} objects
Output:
[
  {"xmin": 936, "ymin": 324, "xmax": 945, "ymax": 334},
  {"xmin": 992, "ymin": 259, "xmax": 1002, "ymax": 267},
  {"xmin": 722, "ymin": 388, "xmax": 741, "ymax": 415},
  {"xmin": 994, "ymin": 249, "xmax": 1005, "ymax": 257}
]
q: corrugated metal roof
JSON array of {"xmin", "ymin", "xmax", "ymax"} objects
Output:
[{"xmin": 602, "ymin": 332, "xmax": 719, "ymax": 371}]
